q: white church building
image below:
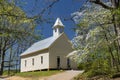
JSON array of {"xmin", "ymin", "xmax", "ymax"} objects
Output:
[{"xmin": 20, "ymin": 18, "xmax": 77, "ymax": 72}]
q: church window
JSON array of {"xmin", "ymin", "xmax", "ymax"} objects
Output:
[
  {"xmin": 32, "ymin": 58, "xmax": 34, "ymax": 66},
  {"xmin": 41, "ymin": 56, "xmax": 43, "ymax": 64},
  {"xmin": 25, "ymin": 60, "xmax": 27, "ymax": 67}
]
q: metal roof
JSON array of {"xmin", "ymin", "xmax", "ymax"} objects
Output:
[
  {"xmin": 20, "ymin": 36, "xmax": 59, "ymax": 56},
  {"xmin": 67, "ymin": 51, "xmax": 77, "ymax": 57}
]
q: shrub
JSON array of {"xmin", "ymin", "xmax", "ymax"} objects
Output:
[
  {"xmin": 77, "ymin": 63, "xmax": 85, "ymax": 70},
  {"xmin": 112, "ymin": 72, "xmax": 120, "ymax": 78}
]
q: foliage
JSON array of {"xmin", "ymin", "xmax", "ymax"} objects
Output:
[
  {"xmin": 112, "ymin": 72, "xmax": 120, "ymax": 78},
  {"xmin": 72, "ymin": 2, "xmax": 120, "ymax": 78},
  {"xmin": 77, "ymin": 63, "xmax": 85, "ymax": 70},
  {"xmin": 0, "ymin": 0, "xmax": 41, "ymax": 75},
  {"xmin": 3, "ymin": 70, "xmax": 17, "ymax": 76}
]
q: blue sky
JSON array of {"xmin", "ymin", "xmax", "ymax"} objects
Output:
[{"xmin": 20, "ymin": 0, "xmax": 85, "ymax": 39}]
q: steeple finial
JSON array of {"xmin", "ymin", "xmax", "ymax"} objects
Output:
[{"xmin": 53, "ymin": 18, "xmax": 64, "ymax": 28}]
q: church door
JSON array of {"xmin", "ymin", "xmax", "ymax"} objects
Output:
[
  {"xmin": 57, "ymin": 56, "xmax": 60, "ymax": 69},
  {"xmin": 67, "ymin": 58, "xmax": 71, "ymax": 69}
]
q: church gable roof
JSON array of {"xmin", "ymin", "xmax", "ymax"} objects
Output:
[{"xmin": 20, "ymin": 36, "xmax": 59, "ymax": 56}]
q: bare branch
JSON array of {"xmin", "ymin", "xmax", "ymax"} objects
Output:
[{"xmin": 90, "ymin": 0, "xmax": 115, "ymax": 9}]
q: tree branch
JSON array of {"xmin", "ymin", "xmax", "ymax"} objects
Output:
[{"xmin": 89, "ymin": 0, "xmax": 115, "ymax": 9}]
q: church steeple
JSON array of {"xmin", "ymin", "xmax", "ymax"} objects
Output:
[{"xmin": 53, "ymin": 18, "xmax": 64, "ymax": 37}]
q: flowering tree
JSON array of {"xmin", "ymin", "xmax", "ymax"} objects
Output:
[{"xmin": 72, "ymin": 2, "xmax": 120, "ymax": 77}]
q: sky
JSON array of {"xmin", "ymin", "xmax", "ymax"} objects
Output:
[{"xmin": 19, "ymin": 0, "xmax": 85, "ymax": 39}]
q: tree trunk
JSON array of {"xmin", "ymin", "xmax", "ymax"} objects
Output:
[
  {"xmin": 0, "ymin": 50, "xmax": 5, "ymax": 75},
  {"xmin": 102, "ymin": 27, "xmax": 120, "ymax": 72},
  {"xmin": 113, "ymin": 14, "xmax": 120, "ymax": 64},
  {"xmin": 8, "ymin": 47, "xmax": 12, "ymax": 76}
]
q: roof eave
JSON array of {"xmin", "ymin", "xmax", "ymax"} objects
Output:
[{"xmin": 20, "ymin": 48, "xmax": 49, "ymax": 57}]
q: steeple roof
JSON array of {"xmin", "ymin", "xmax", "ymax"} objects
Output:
[{"xmin": 53, "ymin": 18, "xmax": 64, "ymax": 28}]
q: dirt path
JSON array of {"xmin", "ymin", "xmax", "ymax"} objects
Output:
[{"xmin": 44, "ymin": 70, "xmax": 83, "ymax": 80}]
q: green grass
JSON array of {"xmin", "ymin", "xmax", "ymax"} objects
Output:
[
  {"xmin": 15, "ymin": 70, "xmax": 63, "ymax": 78},
  {"xmin": 3, "ymin": 70, "xmax": 18, "ymax": 76}
]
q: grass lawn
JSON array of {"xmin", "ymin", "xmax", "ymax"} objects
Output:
[{"xmin": 15, "ymin": 70, "xmax": 63, "ymax": 78}]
